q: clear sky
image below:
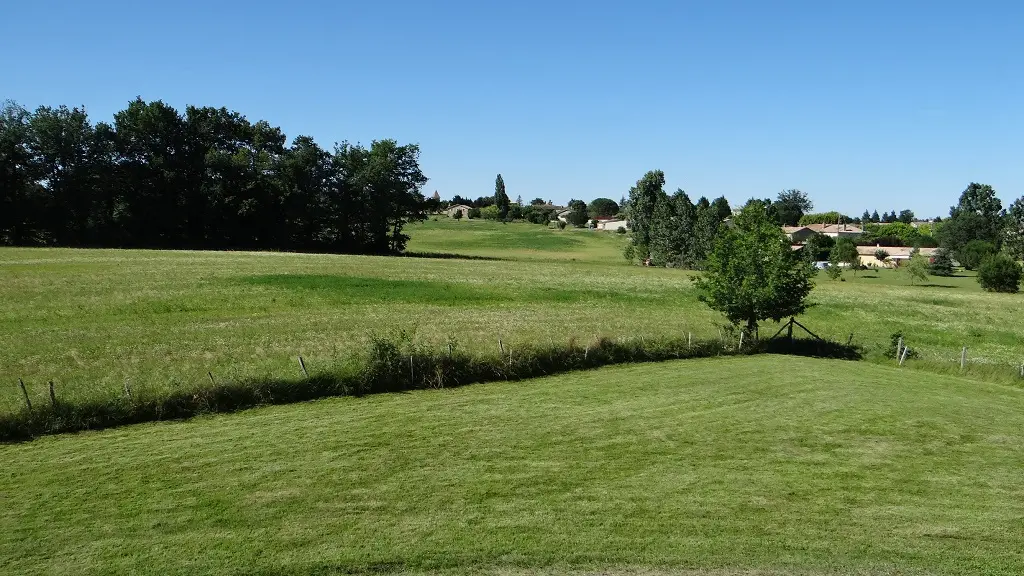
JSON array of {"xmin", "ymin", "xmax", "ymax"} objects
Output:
[{"xmin": 4, "ymin": 0, "xmax": 1023, "ymax": 217}]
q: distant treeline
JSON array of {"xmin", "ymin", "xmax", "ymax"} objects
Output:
[{"xmin": 1, "ymin": 99, "xmax": 427, "ymax": 253}]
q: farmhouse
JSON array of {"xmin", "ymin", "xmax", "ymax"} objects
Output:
[
  {"xmin": 783, "ymin": 226, "xmax": 817, "ymax": 243},
  {"xmin": 446, "ymin": 204, "xmax": 471, "ymax": 218},
  {"xmin": 857, "ymin": 246, "xmax": 938, "ymax": 268},
  {"xmin": 598, "ymin": 219, "xmax": 628, "ymax": 231}
]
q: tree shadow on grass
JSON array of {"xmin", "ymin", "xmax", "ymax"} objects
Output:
[
  {"xmin": 917, "ymin": 284, "xmax": 959, "ymax": 289},
  {"xmin": 401, "ymin": 251, "xmax": 507, "ymax": 262}
]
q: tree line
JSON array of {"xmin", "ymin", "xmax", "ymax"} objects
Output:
[{"xmin": 1, "ymin": 99, "xmax": 428, "ymax": 254}]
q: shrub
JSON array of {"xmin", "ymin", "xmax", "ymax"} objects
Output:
[
  {"xmin": 959, "ymin": 240, "xmax": 995, "ymax": 270},
  {"xmin": 468, "ymin": 207, "xmax": 481, "ymax": 219},
  {"xmin": 451, "ymin": 210, "xmax": 462, "ymax": 220},
  {"xmin": 885, "ymin": 331, "xmax": 918, "ymax": 360},
  {"xmin": 977, "ymin": 253, "xmax": 1022, "ymax": 293},
  {"xmin": 616, "ymin": 227, "xmax": 627, "ymax": 234},
  {"xmin": 480, "ymin": 205, "xmax": 500, "ymax": 220},
  {"xmin": 556, "ymin": 220, "xmax": 567, "ymax": 230}
]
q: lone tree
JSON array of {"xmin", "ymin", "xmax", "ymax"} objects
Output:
[
  {"xmin": 874, "ymin": 249, "xmax": 890, "ymax": 267},
  {"xmin": 905, "ymin": 249, "xmax": 929, "ymax": 285},
  {"xmin": 977, "ymin": 253, "xmax": 1022, "ymax": 293},
  {"xmin": 774, "ymin": 189, "xmax": 813, "ymax": 226},
  {"xmin": 494, "ymin": 174, "xmax": 510, "ymax": 219},
  {"xmin": 695, "ymin": 201, "xmax": 815, "ymax": 335}
]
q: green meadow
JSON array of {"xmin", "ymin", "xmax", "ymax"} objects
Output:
[
  {"xmin": 4, "ymin": 356, "xmax": 1024, "ymax": 575},
  {"xmin": 1, "ymin": 218, "xmax": 1022, "ymax": 416}
]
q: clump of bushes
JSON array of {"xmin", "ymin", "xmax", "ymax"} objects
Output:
[{"xmin": 977, "ymin": 253, "xmax": 1022, "ymax": 293}]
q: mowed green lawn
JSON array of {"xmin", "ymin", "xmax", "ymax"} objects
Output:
[
  {"xmin": 2, "ymin": 219, "xmax": 1023, "ymax": 415},
  {"xmin": 3, "ymin": 356, "xmax": 1024, "ymax": 575}
]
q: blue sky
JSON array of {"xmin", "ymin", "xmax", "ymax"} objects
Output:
[{"xmin": 4, "ymin": 0, "xmax": 1023, "ymax": 216}]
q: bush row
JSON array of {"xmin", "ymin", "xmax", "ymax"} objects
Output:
[{"xmin": 0, "ymin": 334, "xmax": 860, "ymax": 442}]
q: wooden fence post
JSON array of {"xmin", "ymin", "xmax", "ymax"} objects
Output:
[
  {"xmin": 960, "ymin": 347, "xmax": 967, "ymax": 371},
  {"xmin": 18, "ymin": 379, "xmax": 31, "ymax": 411},
  {"xmin": 738, "ymin": 331, "xmax": 744, "ymax": 350},
  {"xmin": 899, "ymin": 347, "xmax": 909, "ymax": 367},
  {"xmin": 896, "ymin": 337, "xmax": 904, "ymax": 363},
  {"xmin": 687, "ymin": 332, "xmax": 692, "ymax": 350}
]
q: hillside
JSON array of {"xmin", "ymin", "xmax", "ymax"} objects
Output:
[
  {"xmin": 2, "ymin": 220, "xmax": 1023, "ymax": 418},
  {"xmin": 3, "ymin": 356, "xmax": 1023, "ymax": 575}
]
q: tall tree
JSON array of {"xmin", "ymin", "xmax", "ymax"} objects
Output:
[
  {"xmin": 624, "ymin": 170, "xmax": 666, "ymax": 260},
  {"xmin": 774, "ymin": 189, "xmax": 813, "ymax": 226},
  {"xmin": 938, "ymin": 183, "xmax": 1005, "ymax": 254},
  {"xmin": 711, "ymin": 196, "xmax": 732, "ymax": 222},
  {"xmin": 0, "ymin": 101, "xmax": 43, "ymax": 245},
  {"xmin": 870, "ymin": 210, "xmax": 880, "ymax": 223},
  {"xmin": 1003, "ymin": 197, "xmax": 1024, "ymax": 260},
  {"xmin": 898, "ymin": 209, "xmax": 915, "ymax": 224},
  {"xmin": 861, "ymin": 210, "xmax": 871, "ymax": 224},
  {"xmin": 494, "ymin": 174, "xmax": 509, "ymax": 219},
  {"xmin": 692, "ymin": 196, "xmax": 719, "ymax": 267},
  {"xmin": 695, "ymin": 201, "xmax": 815, "ymax": 335}
]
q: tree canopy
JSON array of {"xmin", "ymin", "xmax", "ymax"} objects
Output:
[
  {"xmin": 695, "ymin": 201, "xmax": 815, "ymax": 333},
  {"xmin": 774, "ymin": 189, "xmax": 813, "ymax": 226},
  {"xmin": 624, "ymin": 170, "xmax": 666, "ymax": 259},
  {"xmin": 1, "ymin": 99, "xmax": 428, "ymax": 254},
  {"xmin": 588, "ymin": 197, "xmax": 620, "ymax": 218}
]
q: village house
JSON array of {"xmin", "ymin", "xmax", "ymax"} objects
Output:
[
  {"xmin": 598, "ymin": 219, "xmax": 628, "ymax": 231},
  {"xmin": 446, "ymin": 204, "xmax": 471, "ymax": 218},
  {"xmin": 857, "ymin": 246, "xmax": 938, "ymax": 268}
]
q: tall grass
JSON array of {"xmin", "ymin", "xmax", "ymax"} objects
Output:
[{"xmin": 0, "ymin": 333, "xmax": 859, "ymax": 442}]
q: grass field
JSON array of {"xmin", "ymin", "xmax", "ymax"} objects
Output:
[
  {"xmin": 1, "ymin": 218, "xmax": 1023, "ymax": 416},
  {"xmin": 3, "ymin": 356, "xmax": 1024, "ymax": 575}
]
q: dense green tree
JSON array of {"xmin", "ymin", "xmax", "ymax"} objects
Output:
[
  {"xmin": 695, "ymin": 202, "xmax": 815, "ymax": 335},
  {"xmin": 588, "ymin": 197, "xmax": 619, "ymax": 218},
  {"xmin": 529, "ymin": 197, "xmax": 545, "ymax": 205},
  {"xmin": 861, "ymin": 210, "xmax": 871, "ymax": 224},
  {"xmin": 494, "ymin": 174, "xmax": 509, "ymax": 219},
  {"xmin": 898, "ymin": 209, "xmax": 915, "ymax": 224},
  {"xmin": 691, "ymin": 196, "xmax": 719, "ymax": 267},
  {"xmin": 938, "ymin": 183, "xmax": 1004, "ymax": 253},
  {"xmin": 870, "ymin": 210, "xmax": 880, "ymax": 223},
  {"xmin": 834, "ymin": 237, "xmax": 859, "ymax": 266},
  {"xmin": 958, "ymin": 240, "xmax": 996, "ymax": 270},
  {"xmin": 803, "ymin": 233, "xmax": 835, "ymax": 262},
  {"xmin": 624, "ymin": 170, "xmax": 666, "ymax": 261},
  {"xmin": 711, "ymin": 196, "xmax": 732, "ymax": 222},
  {"xmin": 1, "ymin": 101, "xmax": 43, "ymax": 244},
  {"xmin": 774, "ymin": 189, "xmax": 813, "ymax": 226},
  {"xmin": 1004, "ymin": 197, "xmax": 1024, "ymax": 261},
  {"xmin": 977, "ymin": 253, "xmax": 1022, "ymax": 293},
  {"xmin": 0, "ymin": 98, "xmax": 428, "ymax": 255},
  {"xmin": 566, "ymin": 199, "xmax": 589, "ymax": 227},
  {"xmin": 929, "ymin": 248, "xmax": 954, "ymax": 276}
]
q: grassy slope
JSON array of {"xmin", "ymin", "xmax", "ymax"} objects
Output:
[
  {"xmin": 3, "ymin": 356, "xmax": 1024, "ymax": 575},
  {"xmin": 2, "ymin": 219, "xmax": 1023, "ymax": 415}
]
